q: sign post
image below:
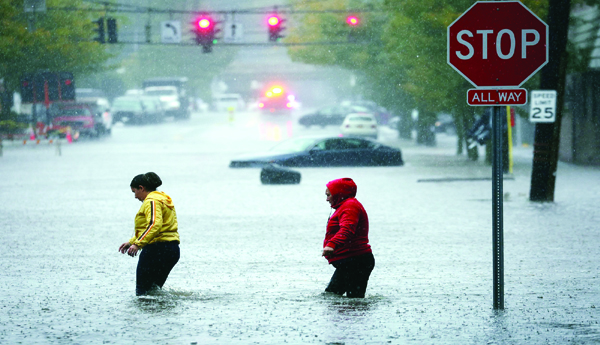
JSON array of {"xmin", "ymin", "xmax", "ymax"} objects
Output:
[{"xmin": 447, "ymin": 1, "xmax": 548, "ymax": 310}]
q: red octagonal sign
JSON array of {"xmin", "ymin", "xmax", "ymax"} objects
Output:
[{"xmin": 448, "ymin": 1, "xmax": 548, "ymax": 88}]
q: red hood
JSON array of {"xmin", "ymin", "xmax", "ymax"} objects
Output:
[{"xmin": 326, "ymin": 178, "xmax": 357, "ymax": 209}]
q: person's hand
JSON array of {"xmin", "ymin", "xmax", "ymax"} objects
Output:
[
  {"xmin": 127, "ymin": 244, "xmax": 140, "ymax": 257},
  {"xmin": 322, "ymin": 246, "xmax": 334, "ymax": 257},
  {"xmin": 119, "ymin": 242, "xmax": 131, "ymax": 254}
]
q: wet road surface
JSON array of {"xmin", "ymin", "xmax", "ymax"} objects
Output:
[{"xmin": 1, "ymin": 110, "xmax": 599, "ymax": 344}]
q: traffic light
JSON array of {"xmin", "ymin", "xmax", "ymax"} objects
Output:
[
  {"xmin": 59, "ymin": 72, "xmax": 75, "ymax": 101},
  {"xmin": 107, "ymin": 18, "xmax": 117, "ymax": 44},
  {"xmin": 346, "ymin": 15, "xmax": 361, "ymax": 42},
  {"xmin": 346, "ymin": 15, "xmax": 360, "ymax": 26},
  {"xmin": 20, "ymin": 75, "xmax": 34, "ymax": 103},
  {"xmin": 267, "ymin": 15, "xmax": 285, "ymax": 42},
  {"xmin": 193, "ymin": 16, "xmax": 219, "ymax": 53},
  {"xmin": 93, "ymin": 17, "xmax": 105, "ymax": 44}
]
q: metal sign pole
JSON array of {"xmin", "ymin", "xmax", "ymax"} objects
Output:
[{"xmin": 492, "ymin": 106, "xmax": 505, "ymax": 310}]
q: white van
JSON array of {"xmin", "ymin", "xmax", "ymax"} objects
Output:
[{"xmin": 212, "ymin": 93, "xmax": 245, "ymax": 112}]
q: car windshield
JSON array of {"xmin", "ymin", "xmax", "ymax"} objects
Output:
[
  {"xmin": 348, "ymin": 116, "xmax": 375, "ymax": 122},
  {"xmin": 113, "ymin": 99, "xmax": 142, "ymax": 111},
  {"xmin": 145, "ymin": 89, "xmax": 176, "ymax": 96},
  {"xmin": 269, "ymin": 137, "xmax": 319, "ymax": 153}
]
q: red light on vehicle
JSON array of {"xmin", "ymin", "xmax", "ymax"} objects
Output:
[
  {"xmin": 272, "ymin": 87, "xmax": 283, "ymax": 94},
  {"xmin": 198, "ymin": 18, "xmax": 211, "ymax": 29},
  {"xmin": 268, "ymin": 16, "xmax": 280, "ymax": 26},
  {"xmin": 347, "ymin": 16, "xmax": 359, "ymax": 26},
  {"xmin": 286, "ymin": 103, "xmax": 292, "ymax": 108}
]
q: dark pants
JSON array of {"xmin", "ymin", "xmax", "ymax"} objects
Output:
[
  {"xmin": 136, "ymin": 241, "xmax": 180, "ymax": 296},
  {"xmin": 325, "ymin": 252, "xmax": 375, "ymax": 298}
]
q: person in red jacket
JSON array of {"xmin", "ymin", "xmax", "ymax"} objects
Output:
[{"xmin": 322, "ymin": 177, "xmax": 375, "ymax": 298}]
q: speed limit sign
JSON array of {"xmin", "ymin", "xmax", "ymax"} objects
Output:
[{"xmin": 529, "ymin": 90, "xmax": 557, "ymax": 123}]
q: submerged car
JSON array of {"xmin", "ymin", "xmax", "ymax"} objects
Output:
[{"xmin": 229, "ymin": 136, "xmax": 403, "ymax": 168}]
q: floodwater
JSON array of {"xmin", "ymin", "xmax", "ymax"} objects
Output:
[{"xmin": 1, "ymin": 110, "xmax": 599, "ymax": 344}]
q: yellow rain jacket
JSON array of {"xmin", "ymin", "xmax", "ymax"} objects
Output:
[{"xmin": 129, "ymin": 191, "xmax": 180, "ymax": 248}]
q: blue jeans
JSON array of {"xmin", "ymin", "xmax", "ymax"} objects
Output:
[
  {"xmin": 136, "ymin": 241, "xmax": 180, "ymax": 296},
  {"xmin": 325, "ymin": 252, "xmax": 375, "ymax": 298}
]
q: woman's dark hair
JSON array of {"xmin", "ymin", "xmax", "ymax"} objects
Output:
[{"xmin": 130, "ymin": 172, "xmax": 162, "ymax": 191}]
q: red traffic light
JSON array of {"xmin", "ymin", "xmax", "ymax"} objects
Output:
[
  {"xmin": 346, "ymin": 16, "xmax": 359, "ymax": 26},
  {"xmin": 197, "ymin": 18, "xmax": 212, "ymax": 30},
  {"xmin": 268, "ymin": 16, "xmax": 280, "ymax": 26}
]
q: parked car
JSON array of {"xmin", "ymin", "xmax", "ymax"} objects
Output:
[
  {"xmin": 144, "ymin": 86, "xmax": 180, "ymax": 118},
  {"xmin": 48, "ymin": 102, "xmax": 109, "ymax": 138},
  {"xmin": 74, "ymin": 88, "xmax": 112, "ymax": 134},
  {"xmin": 79, "ymin": 99, "xmax": 112, "ymax": 135},
  {"xmin": 111, "ymin": 96, "xmax": 148, "ymax": 124},
  {"xmin": 298, "ymin": 104, "xmax": 370, "ymax": 127},
  {"xmin": 229, "ymin": 136, "xmax": 403, "ymax": 168},
  {"xmin": 435, "ymin": 113, "xmax": 455, "ymax": 134},
  {"xmin": 143, "ymin": 77, "xmax": 190, "ymax": 119},
  {"xmin": 340, "ymin": 113, "xmax": 378, "ymax": 139},
  {"xmin": 140, "ymin": 95, "xmax": 165, "ymax": 123}
]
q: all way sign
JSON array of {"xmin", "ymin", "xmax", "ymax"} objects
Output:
[{"xmin": 467, "ymin": 88, "xmax": 527, "ymax": 106}]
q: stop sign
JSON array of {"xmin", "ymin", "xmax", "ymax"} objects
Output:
[{"xmin": 447, "ymin": 1, "xmax": 548, "ymax": 88}]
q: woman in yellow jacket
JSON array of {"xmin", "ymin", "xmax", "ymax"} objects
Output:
[{"xmin": 119, "ymin": 172, "xmax": 180, "ymax": 296}]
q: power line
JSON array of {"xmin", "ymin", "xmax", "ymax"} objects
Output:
[
  {"xmin": 93, "ymin": 40, "xmax": 366, "ymax": 47},
  {"xmin": 48, "ymin": 5, "xmax": 385, "ymax": 15}
]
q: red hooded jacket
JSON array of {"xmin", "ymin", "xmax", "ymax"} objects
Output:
[{"xmin": 323, "ymin": 178, "xmax": 372, "ymax": 264}]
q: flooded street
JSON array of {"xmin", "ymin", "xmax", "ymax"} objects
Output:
[{"xmin": 1, "ymin": 110, "xmax": 599, "ymax": 344}]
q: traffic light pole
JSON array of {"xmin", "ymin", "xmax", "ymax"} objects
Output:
[{"xmin": 492, "ymin": 106, "xmax": 505, "ymax": 310}]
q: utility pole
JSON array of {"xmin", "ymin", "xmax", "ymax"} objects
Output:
[{"xmin": 529, "ymin": 0, "xmax": 572, "ymax": 202}]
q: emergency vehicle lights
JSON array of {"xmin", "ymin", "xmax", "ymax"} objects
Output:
[{"xmin": 265, "ymin": 86, "xmax": 284, "ymax": 97}]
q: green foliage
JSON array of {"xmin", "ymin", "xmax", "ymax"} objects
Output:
[
  {"xmin": 0, "ymin": 111, "xmax": 28, "ymax": 135},
  {"xmin": 0, "ymin": 0, "xmax": 112, "ymax": 92},
  {"xmin": 287, "ymin": 0, "xmax": 586, "ymax": 148}
]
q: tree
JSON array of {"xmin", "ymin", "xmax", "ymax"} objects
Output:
[{"xmin": 0, "ymin": 0, "xmax": 111, "ymax": 93}]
